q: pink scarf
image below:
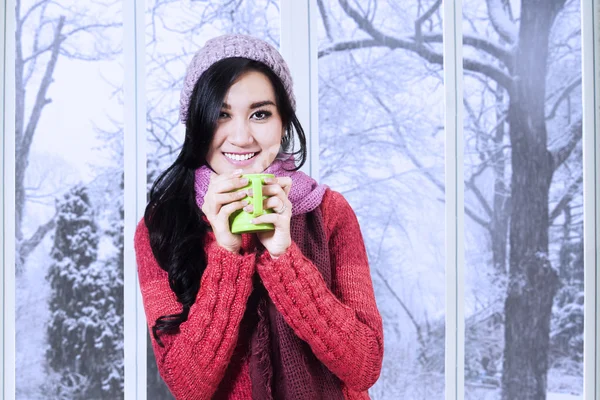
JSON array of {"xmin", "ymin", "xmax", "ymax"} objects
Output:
[{"xmin": 194, "ymin": 156, "xmax": 327, "ymax": 215}]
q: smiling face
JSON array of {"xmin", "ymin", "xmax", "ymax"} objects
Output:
[{"xmin": 205, "ymin": 70, "xmax": 284, "ymax": 175}]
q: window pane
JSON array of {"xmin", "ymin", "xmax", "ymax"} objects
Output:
[
  {"xmin": 144, "ymin": 1, "xmax": 280, "ymax": 398},
  {"xmin": 15, "ymin": 0, "xmax": 124, "ymax": 398},
  {"xmin": 318, "ymin": 2, "xmax": 446, "ymax": 398},
  {"xmin": 463, "ymin": 1, "xmax": 583, "ymax": 399}
]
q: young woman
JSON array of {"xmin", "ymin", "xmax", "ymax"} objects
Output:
[{"xmin": 134, "ymin": 34, "xmax": 383, "ymax": 400}]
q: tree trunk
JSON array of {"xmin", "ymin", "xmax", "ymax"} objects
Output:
[
  {"xmin": 14, "ymin": 11, "xmax": 65, "ymax": 274},
  {"xmin": 490, "ymin": 86, "xmax": 510, "ymax": 275},
  {"xmin": 501, "ymin": 1, "xmax": 564, "ymax": 399}
]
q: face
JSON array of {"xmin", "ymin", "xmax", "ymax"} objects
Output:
[{"xmin": 206, "ymin": 70, "xmax": 284, "ymax": 174}]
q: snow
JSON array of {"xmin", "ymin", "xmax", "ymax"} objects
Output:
[{"xmin": 547, "ymin": 394, "xmax": 582, "ymax": 400}]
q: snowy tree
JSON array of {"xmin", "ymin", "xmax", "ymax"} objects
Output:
[
  {"xmin": 15, "ymin": 0, "xmax": 121, "ymax": 273},
  {"xmin": 100, "ymin": 173, "xmax": 125, "ymax": 395},
  {"xmin": 46, "ymin": 184, "xmax": 123, "ymax": 399},
  {"xmin": 317, "ymin": 0, "xmax": 583, "ymax": 398}
]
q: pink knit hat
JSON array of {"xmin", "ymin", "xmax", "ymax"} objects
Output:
[{"xmin": 179, "ymin": 34, "xmax": 296, "ymax": 124}]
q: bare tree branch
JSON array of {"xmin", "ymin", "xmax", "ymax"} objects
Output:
[
  {"xmin": 550, "ymin": 117, "xmax": 582, "ymax": 170},
  {"xmin": 421, "ymin": 33, "xmax": 513, "ymax": 67},
  {"xmin": 486, "ymin": 0, "xmax": 518, "ymax": 43},
  {"xmin": 415, "ymin": 0, "xmax": 442, "ymax": 43},
  {"xmin": 546, "ymin": 76, "xmax": 581, "ymax": 120},
  {"xmin": 63, "ymin": 22, "xmax": 122, "ymax": 39},
  {"xmin": 549, "ymin": 175, "xmax": 583, "ymax": 223},
  {"xmin": 374, "ymin": 269, "xmax": 429, "ymax": 363},
  {"xmin": 319, "ymin": 38, "xmax": 380, "ymax": 58},
  {"xmin": 317, "ymin": 0, "xmax": 334, "ymax": 42},
  {"xmin": 466, "ymin": 181, "xmax": 494, "ymax": 218},
  {"xmin": 336, "ymin": 0, "xmax": 515, "ymax": 94},
  {"xmin": 18, "ymin": 0, "xmax": 47, "ymax": 28},
  {"xmin": 319, "ymin": 33, "xmax": 513, "ymax": 69},
  {"xmin": 19, "ymin": 16, "xmax": 64, "ymax": 164},
  {"xmin": 365, "ymin": 89, "xmax": 491, "ymax": 229},
  {"xmin": 17, "ymin": 216, "xmax": 56, "ymax": 272}
]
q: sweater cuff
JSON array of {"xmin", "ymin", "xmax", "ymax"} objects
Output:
[{"xmin": 257, "ymin": 241, "xmax": 303, "ymax": 271}]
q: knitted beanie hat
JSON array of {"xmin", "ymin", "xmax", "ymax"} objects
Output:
[{"xmin": 179, "ymin": 34, "xmax": 296, "ymax": 124}]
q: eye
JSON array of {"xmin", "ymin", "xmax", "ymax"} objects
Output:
[
  {"xmin": 252, "ymin": 110, "xmax": 272, "ymax": 120},
  {"xmin": 218, "ymin": 111, "xmax": 230, "ymax": 119}
]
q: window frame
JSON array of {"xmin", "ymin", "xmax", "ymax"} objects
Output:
[{"xmin": 1, "ymin": 0, "xmax": 16, "ymax": 397}]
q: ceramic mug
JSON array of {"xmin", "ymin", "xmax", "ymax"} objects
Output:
[{"xmin": 229, "ymin": 173, "xmax": 275, "ymax": 234}]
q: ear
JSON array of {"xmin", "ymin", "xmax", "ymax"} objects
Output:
[{"xmin": 280, "ymin": 126, "xmax": 288, "ymax": 144}]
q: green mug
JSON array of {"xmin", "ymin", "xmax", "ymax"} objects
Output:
[{"xmin": 229, "ymin": 173, "xmax": 275, "ymax": 234}]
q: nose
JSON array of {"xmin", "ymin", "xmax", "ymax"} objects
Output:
[{"xmin": 227, "ymin": 118, "xmax": 254, "ymax": 147}]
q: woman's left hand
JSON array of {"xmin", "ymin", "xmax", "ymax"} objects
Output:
[{"xmin": 248, "ymin": 176, "xmax": 293, "ymax": 258}]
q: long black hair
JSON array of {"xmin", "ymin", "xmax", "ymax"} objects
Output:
[{"xmin": 145, "ymin": 57, "xmax": 307, "ymax": 346}]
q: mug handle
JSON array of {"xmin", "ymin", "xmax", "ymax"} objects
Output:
[{"xmin": 251, "ymin": 177, "xmax": 263, "ymax": 216}]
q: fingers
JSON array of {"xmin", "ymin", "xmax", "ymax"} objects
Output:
[
  {"xmin": 264, "ymin": 176, "xmax": 292, "ymax": 196},
  {"xmin": 203, "ymin": 170, "xmax": 249, "ymax": 217},
  {"xmin": 215, "ymin": 190, "xmax": 248, "ymax": 205},
  {"xmin": 218, "ymin": 199, "xmax": 249, "ymax": 220},
  {"xmin": 263, "ymin": 196, "xmax": 289, "ymax": 214},
  {"xmin": 202, "ymin": 189, "xmax": 246, "ymax": 215},
  {"xmin": 251, "ymin": 211, "xmax": 289, "ymax": 227},
  {"xmin": 211, "ymin": 176, "xmax": 249, "ymax": 194}
]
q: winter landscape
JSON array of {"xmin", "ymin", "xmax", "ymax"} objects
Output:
[{"xmin": 13, "ymin": 0, "xmax": 585, "ymax": 399}]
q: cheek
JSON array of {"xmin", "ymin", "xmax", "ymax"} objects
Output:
[
  {"xmin": 208, "ymin": 129, "xmax": 226, "ymax": 149},
  {"xmin": 260, "ymin": 120, "xmax": 284, "ymax": 146}
]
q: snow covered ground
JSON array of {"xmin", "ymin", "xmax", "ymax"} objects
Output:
[{"xmin": 547, "ymin": 394, "xmax": 582, "ymax": 400}]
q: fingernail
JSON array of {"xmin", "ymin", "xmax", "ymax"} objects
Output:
[
  {"xmin": 232, "ymin": 169, "xmax": 243, "ymax": 176},
  {"xmin": 244, "ymin": 206, "xmax": 253, "ymax": 212},
  {"xmin": 240, "ymin": 178, "xmax": 248, "ymax": 185},
  {"xmin": 238, "ymin": 190, "xmax": 247, "ymax": 197},
  {"xmin": 264, "ymin": 178, "xmax": 273, "ymax": 184},
  {"xmin": 241, "ymin": 200, "xmax": 249, "ymax": 206},
  {"xmin": 247, "ymin": 189, "xmax": 253, "ymax": 196},
  {"xmin": 251, "ymin": 219, "xmax": 257, "ymax": 224}
]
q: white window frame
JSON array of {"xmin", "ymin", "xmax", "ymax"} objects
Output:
[
  {"xmin": 582, "ymin": 0, "xmax": 600, "ymax": 399},
  {"xmin": 0, "ymin": 0, "xmax": 598, "ymax": 399},
  {"xmin": 1, "ymin": 0, "xmax": 16, "ymax": 398},
  {"xmin": 280, "ymin": 0, "xmax": 320, "ymax": 180},
  {"xmin": 443, "ymin": 0, "xmax": 465, "ymax": 398},
  {"xmin": 123, "ymin": 0, "xmax": 147, "ymax": 399}
]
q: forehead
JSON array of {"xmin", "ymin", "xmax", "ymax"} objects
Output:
[{"xmin": 223, "ymin": 70, "xmax": 276, "ymax": 106}]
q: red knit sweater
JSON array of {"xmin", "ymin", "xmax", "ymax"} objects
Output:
[{"xmin": 134, "ymin": 189, "xmax": 384, "ymax": 400}]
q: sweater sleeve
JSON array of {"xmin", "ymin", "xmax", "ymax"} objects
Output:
[
  {"xmin": 256, "ymin": 189, "xmax": 384, "ymax": 392},
  {"xmin": 134, "ymin": 220, "xmax": 255, "ymax": 400}
]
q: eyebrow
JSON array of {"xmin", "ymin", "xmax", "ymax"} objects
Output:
[{"xmin": 222, "ymin": 100, "xmax": 276, "ymax": 109}]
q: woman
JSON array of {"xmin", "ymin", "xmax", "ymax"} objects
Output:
[{"xmin": 135, "ymin": 34, "xmax": 383, "ymax": 400}]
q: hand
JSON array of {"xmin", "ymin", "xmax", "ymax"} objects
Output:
[
  {"xmin": 201, "ymin": 169, "xmax": 249, "ymax": 254},
  {"xmin": 246, "ymin": 176, "xmax": 293, "ymax": 258}
]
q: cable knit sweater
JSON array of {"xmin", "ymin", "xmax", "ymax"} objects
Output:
[{"xmin": 134, "ymin": 189, "xmax": 384, "ymax": 399}]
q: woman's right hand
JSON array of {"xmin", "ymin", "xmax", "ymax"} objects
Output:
[{"xmin": 201, "ymin": 169, "xmax": 249, "ymax": 254}]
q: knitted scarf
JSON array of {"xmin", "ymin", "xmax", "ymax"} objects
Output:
[{"xmin": 194, "ymin": 158, "xmax": 345, "ymax": 400}]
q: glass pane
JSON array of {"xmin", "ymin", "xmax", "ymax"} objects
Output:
[
  {"xmin": 318, "ymin": 2, "xmax": 446, "ymax": 398},
  {"xmin": 15, "ymin": 0, "xmax": 124, "ymax": 398},
  {"xmin": 463, "ymin": 1, "xmax": 583, "ymax": 399},
  {"xmin": 144, "ymin": 1, "xmax": 280, "ymax": 398}
]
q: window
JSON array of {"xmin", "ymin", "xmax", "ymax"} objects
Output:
[
  {"xmin": 1, "ymin": 1, "xmax": 598, "ymax": 399},
  {"xmin": 12, "ymin": 0, "xmax": 124, "ymax": 398}
]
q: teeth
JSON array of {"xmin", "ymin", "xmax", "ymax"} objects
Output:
[{"xmin": 225, "ymin": 152, "xmax": 255, "ymax": 161}]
